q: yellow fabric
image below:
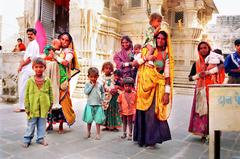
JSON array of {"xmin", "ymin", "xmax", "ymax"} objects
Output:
[
  {"xmin": 136, "ymin": 34, "xmax": 174, "ymax": 121},
  {"xmin": 60, "ymin": 90, "xmax": 76, "ymax": 125}
]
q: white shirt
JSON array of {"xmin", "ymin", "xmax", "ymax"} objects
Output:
[
  {"xmin": 205, "ymin": 51, "xmax": 225, "ymax": 64},
  {"xmin": 22, "ymin": 39, "xmax": 40, "ymax": 73}
]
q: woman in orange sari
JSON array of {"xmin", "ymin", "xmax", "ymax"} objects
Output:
[
  {"xmin": 133, "ymin": 31, "xmax": 174, "ymax": 147},
  {"xmin": 46, "ymin": 32, "xmax": 80, "ymax": 133},
  {"xmin": 188, "ymin": 41, "xmax": 225, "ymax": 142}
]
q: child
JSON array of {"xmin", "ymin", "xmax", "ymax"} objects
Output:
[
  {"xmin": 113, "ymin": 69, "xmax": 123, "ymax": 90},
  {"xmin": 100, "ymin": 62, "xmax": 122, "ymax": 131},
  {"xmin": 101, "ymin": 62, "xmax": 115, "ymax": 110},
  {"xmin": 118, "ymin": 77, "xmax": 136, "ymax": 140},
  {"xmin": 205, "ymin": 49, "xmax": 225, "ymax": 83},
  {"xmin": 43, "ymin": 39, "xmax": 61, "ymax": 61},
  {"xmin": 132, "ymin": 44, "xmax": 142, "ymax": 81},
  {"xmin": 143, "ymin": 13, "xmax": 162, "ymax": 66},
  {"xmin": 133, "ymin": 44, "xmax": 142, "ymax": 61},
  {"xmin": 82, "ymin": 67, "xmax": 105, "ymax": 140},
  {"xmin": 23, "ymin": 57, "xmax": 53, "ymax": 148}
]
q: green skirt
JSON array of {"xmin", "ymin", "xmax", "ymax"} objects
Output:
[
  {"xmin": 82, "ymin": 104, "xmax": 106, "ymax": 124},
  {"xmin": 104, "ymin": 94, "xmax": 122, "ymax": 128}
]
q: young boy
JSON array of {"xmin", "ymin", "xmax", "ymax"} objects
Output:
[
  {"xmin": 23, "ymin": 57, "xmax": 53, "ymax": 148},
  {"xmin": 118, "ymin": 77, "xmax": 136, "ymax": 140},
  {"xmin": 144, "ymin": 13, "xmax": 162, "ymax": 66},
  {"xmin": 83, "ymin": 67, "xmax": 105, "ymax": 140}
]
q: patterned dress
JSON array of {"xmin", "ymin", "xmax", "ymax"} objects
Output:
[{"xmin": 100, "ymin": 74, "xmax": 122, "ymax": 129}]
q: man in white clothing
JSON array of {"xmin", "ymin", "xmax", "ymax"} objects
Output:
[{"xmin": 15, "ymin": 28, "xmax": 40, "ymax": 112}]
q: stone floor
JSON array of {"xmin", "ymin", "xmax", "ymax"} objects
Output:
[{"xmin": 0, "ymin": 95, "xmax": 240, "ymax": 159}]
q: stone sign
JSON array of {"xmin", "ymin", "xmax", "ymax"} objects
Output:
[{"xmin": 209, "ymin": 84, "xmax": 240, "ymax": 159}]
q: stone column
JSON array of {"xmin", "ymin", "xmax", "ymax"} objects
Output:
[{"xmin": 149, "ymin": 0, "xmax": 164, "ymax": 14}]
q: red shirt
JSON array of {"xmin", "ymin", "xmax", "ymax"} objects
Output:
[{"xmin": 18, "ymin": 43, "xmax": 26, "ymax": 51}]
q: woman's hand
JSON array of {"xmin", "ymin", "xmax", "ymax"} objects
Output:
[
  {"xmin": 146, "ymin": 55, "xmax": 156, "ymax": 61},
  {"xmin": 110, "ymin": 88, "xmax": 117, "ymax": 95},
  {"xmin": 199, "ymin": 71, "xmax": 207, "ymax": 78},
  {"xmin": 162, "ymin": 93, "xmax": 170, "ymax": 105},
  {"xmin": 131, "ymin": 60, "xmax": 139, "ymax": 67}
]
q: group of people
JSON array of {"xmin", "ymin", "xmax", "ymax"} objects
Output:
[{"xmin": 16, "ymin": 12, "xmax": 240, "ymax": 149}]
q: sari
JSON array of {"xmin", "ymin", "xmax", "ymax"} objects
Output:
[
  {"xmin": 113, "ymin": 48, "xmax": 134, "ymax": 78},
  {"xmin": 188, "ymin": 51, "xmax": 225, "ymax": 136},
  {"xmin": 47, "ymin": 43, "xmax": 80, "ymax": 126},
  {"xmin": 133, "ymin": 32, "xmax": 174, "ymax": 146}
]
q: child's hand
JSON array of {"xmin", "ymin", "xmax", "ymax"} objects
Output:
[
  {"xmin": 156, "ymin": 25, "xmax": 161, "ymax": 32},
  {"xmin": 48, "ymin": 50, "xmax": 54, "ymax": 59},
  {"xmin": 26, "ymin": 111, "xmax": 30, "ymax": 116}
]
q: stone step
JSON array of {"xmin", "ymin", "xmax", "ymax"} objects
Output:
[{"xmin": 174, "ymin": 87, "xmax": 194, "ymax": 95}]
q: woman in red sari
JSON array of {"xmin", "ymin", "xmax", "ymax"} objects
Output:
[{"xmin": 188, "ymin": 41, "xmax": 225, "ymax": 142}]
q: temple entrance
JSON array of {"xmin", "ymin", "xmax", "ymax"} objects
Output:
[{"xmin": 40, "ymin": 0, "xmax": 70, "ymax": 43}]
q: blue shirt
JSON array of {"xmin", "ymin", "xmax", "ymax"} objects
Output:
[
  {"xmin": 84, "ymin": 81, "xmax": 104, "ymax": 105},
  {"xmin": 224, "ymin": 52, "xmax": 240, "ymax": 77}
]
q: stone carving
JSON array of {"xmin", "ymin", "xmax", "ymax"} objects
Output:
[{"xmin": 1, "ymin": 52, "xmax": 23, "ymax": 102}]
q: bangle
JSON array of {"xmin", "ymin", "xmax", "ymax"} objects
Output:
[
  {"xmin": 124, "ymin": 62, "xmax": 130, "ymax": 67},
  {"xmin": 137, "ymin": 58, "xmax": 145, "ymax": 65},
  {"xmin": 165, "ymin": 85, "xmax": 170, "ymax": 93}
]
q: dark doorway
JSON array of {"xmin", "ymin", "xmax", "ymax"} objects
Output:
[{"xmin": 55, "ymin": 5, "xmax": 69, "ymax": 37}]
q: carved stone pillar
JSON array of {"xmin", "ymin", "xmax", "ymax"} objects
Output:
[{"xmin": 149, "ymin": 0, "xmax": 164, "ymax": 14}]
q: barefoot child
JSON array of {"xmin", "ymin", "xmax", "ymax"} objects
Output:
[
  {"xmin": 118, "ymin": 77, "xmax": 136, "ymax": 140},
  {"xmin": 143, "ymin": 13, "xmax": 162, "ymax": 66},
  {"xmin": 83, "ymin": 67, "xmax": 105, "ymax": 140},
  {"xmin": 23, "ymin": 57, "xmax": 53, "ymax": 148},
  {"xmin": 100, "ymin": 62, "xmax": 122, "ymax": 131}
]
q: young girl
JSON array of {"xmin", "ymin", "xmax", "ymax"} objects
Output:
[
  {"xmin": 100, "ymin": 62, "xmax": 122, "ymax": 131},
  {"xmin": 82, "ymin": 67, "xmax": 105, "ymax": 140},
  {"xmin": 118, "ymin": 77, "xmax": 136, "ymax": 140},
  {"xmin": 23, "ymin": 57, "xmax": 53, "ymax": 148}
]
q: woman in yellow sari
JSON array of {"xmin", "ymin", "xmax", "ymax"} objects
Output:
[
  {"xmin": 133, "ymin": 31, "xmax": 174, "ymax": 147},
  {"xmin": 46, "ymin": 32, "xmax": 80, "ymax": 133}
]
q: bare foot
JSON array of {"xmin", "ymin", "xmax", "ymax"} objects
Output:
[
  {"xmin": 14, "ymin": 108, "xmax": 25, "ymax": 113},
  {"xmin": 37, "ymin": 140, "xmax": 48, "ymax": 146},
  {"xmin": 84, "ymin": 132, "xmax": 91, "ymax": 139},
  {"xmin": 22, "ymin": 143, "xmax": 30, "ymax": 148},
  {"xmin": 95, "ymin": 135, "xmax": 100, "ymax": 140},
  {"xmin": 121, "ymin": 133, "xmax": 127, "ymax": 139}
]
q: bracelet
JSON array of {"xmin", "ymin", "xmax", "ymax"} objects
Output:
[
  {"xmin": 137, "ymin": 58, "xmax": 145, "ymax": 65},
  {"xmin": 123, "ymin": 62, "xmax": 130, "ymax": 67},
  {"xmin": 165, "ymin": 85, "xmax": 170, "ymax": 93},
  {"xmin": 56, "ymin": 56, "xmax": 64, "ymax": 63}
]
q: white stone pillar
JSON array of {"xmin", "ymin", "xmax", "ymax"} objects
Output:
[{"xmin": 149, "ymin": 0, "xmax": 164, "ymax": 14}]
